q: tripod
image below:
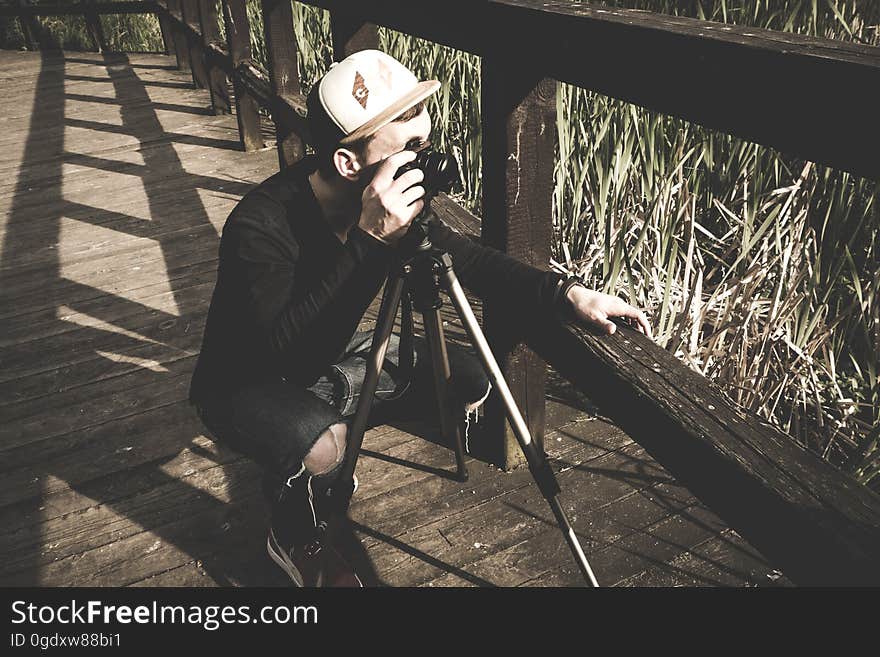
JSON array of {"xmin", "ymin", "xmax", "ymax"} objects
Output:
[{"xmin": 326, "ymin": 201, "xmax": 599, "ymax": 587}]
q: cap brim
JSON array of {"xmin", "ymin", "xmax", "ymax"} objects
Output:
[{"xmin": 339, "ymin": 80, "xmax": 441, "ymax": 145}]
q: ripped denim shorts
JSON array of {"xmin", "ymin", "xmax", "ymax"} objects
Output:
[{"xmin": 194, "ymin": 329, "xmax": 491, "ymax": 483}]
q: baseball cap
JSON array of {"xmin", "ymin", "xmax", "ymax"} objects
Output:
[{"xmin": 317, "ymin": 50, "xmax": 441, "ymax": 145}]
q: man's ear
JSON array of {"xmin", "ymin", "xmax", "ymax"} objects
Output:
[{"xmin": 332, "ymin": 147, "xmax": 363, "ymax": 181}]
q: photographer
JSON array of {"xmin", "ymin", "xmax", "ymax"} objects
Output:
[{"xmin": 189, "ymin": 50, "xmax": 651, "ymax": 587}]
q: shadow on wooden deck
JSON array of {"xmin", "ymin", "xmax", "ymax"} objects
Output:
[{"xmin": 1, "ymin": 49, "xmax": 279, "ymax": 587}]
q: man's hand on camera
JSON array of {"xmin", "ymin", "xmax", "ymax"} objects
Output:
[
  {"xmin": 358, "ymin": 150, "xmax": 425, "ymax": 246},
  {"xmin": 567, "ymin": 287, "xmax": 653, "ymax": 339}
]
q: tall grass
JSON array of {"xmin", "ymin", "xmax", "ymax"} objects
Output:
[
  {"xmin": 549, "ymin": 2, "xmax": 880, "ymax": 488},
  {"xmin": 2, "ymin": 1, "xmax": 877, "ymax": 488},
  {"xmin": 1, "ymin": 9, "xmax": 163, "ymax": 52}
]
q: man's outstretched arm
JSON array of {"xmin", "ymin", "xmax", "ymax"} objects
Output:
[{"xmin": 426, "ymin": 214, "xmax": 652, "ymax": 339}]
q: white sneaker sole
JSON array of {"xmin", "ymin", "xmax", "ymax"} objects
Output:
[{"xmin": 267, "ymin": 528, "xmax": 307, "ymax": 587}]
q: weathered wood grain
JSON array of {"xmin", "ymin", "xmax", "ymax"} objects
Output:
[
  {"xmin": 525, "ymin": 319, "xmax": 880, "ymax": 585},
  {"xmin": 480, "ymin": 54, "xmax": 557, "ymax": 469},
  {"xmin": 260, "ymin": 0, "xmax": 304, "ymax": 168},
  {"xmin": 221, "ymin": 0, "xmax": 264, "ymax": 151}
]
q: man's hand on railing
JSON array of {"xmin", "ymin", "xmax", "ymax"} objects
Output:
[{"xmin": 566, "ymin": 287, "xmax": 653, "ymax": 339}]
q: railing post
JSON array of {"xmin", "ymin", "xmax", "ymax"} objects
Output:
[
  {"xmin": 182, "ymin": 0, "xmax": 209, "ymax": 88},
  {"xmin": 156, "ymin": 1, "xmax": 178, "ymax": 59},
  {"xmin": 329, "ymin": 13, "xmax": 378, "ymax": 59},
  {"xmin": 222, "ymin": 0, "xmax": 265, "ymax": 152},
  {"xmin": 198, "ymin": 0, "xmax": 231, "ymax": 114},
  {"xmin": 83, "ymin": 0, "xmax": 107, "ymax": 53},
  {"xmin": 15, "ymin": 0, "xmax": 39, "ymax": 50},
  {"xmin": 166, "ymin": 0, "xmax": 193, "ymax": 73},
  {"xmin": 480, "ymin": 53, "xmax": 557, "ymax": 470},
  {"xmin": 261, "ymin": 0, "xmax": 304, "ymax": 168}
]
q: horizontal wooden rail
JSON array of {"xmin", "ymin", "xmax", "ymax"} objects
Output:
[
  {"xmin": 441, "ymin": 196, "xmax": 880, "ymax": 586},
  {"xmin": 528, "ymin": 319, "xmax": 880, "ymax": 585},
  {"xmin": 303, "ymin": 0, "xmax": 880, "ymax": 179},
  {"xmin": 153, "ymin": 4, "xmax": 231, "ymax": 72},
  {"xmin": 0, "ymin": 1, "xmax": 159, "ymax": 17}
]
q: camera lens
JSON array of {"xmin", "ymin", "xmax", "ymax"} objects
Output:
[{"xmin": 395, "ymin": 148, "xmax": 458, "ymax": 194}]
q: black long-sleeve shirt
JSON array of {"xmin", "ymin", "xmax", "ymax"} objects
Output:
[{"xmin": 189, "ymin": 155, "xmax": 567, "ymax": 405}]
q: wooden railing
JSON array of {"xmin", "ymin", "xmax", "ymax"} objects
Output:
[{"xmin": 5, "ymin": 0, "xmax": 880, "ymax": 584}]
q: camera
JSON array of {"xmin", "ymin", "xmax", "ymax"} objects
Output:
[{"xmin": 394, "ymin": 141, "xmax": 459, "ymax": 195}]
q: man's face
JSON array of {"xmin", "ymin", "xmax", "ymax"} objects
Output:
[{"xmin": 358, "ymin": 107, "xmax": 432, "ymax": 170}]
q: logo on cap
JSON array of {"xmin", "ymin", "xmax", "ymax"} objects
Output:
[{"xmin": 352, "ymin": 71, "xmax": 369, "ymax": 109}]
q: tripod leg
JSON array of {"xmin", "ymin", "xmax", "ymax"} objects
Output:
[
  {"xmin": 422, "ymin": 309, "xmax": 469, "ymax": 482},
  {"xmin": 439, "ymin": 266, "xmax": 599, "ymax": 587},
  {"xmin": 335, "ymin": 273, "xmax": 407, "ymax": 510}
]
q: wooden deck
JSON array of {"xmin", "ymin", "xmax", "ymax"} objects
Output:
[{"xmin": 0, "ymin": 50, "xmax": 791, "ymax": 587}]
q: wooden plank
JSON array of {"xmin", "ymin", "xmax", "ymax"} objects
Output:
[
  {"xmin": 0, "ymin": 145, "xmax": 267, "ymax": 218},
  {"xmin": 260, "ymin": 0, "xmax": 305, "ymax": 168},
  {"xmin": 1, "ymin": 366, "xmax": 196, "ymax": 453},
  {"xmin": 617, "ymin": 528, "xmax": 793, "ymax": 587},
  {"xmin": 0, "ymin": 72, "xmax": 214, "ymax": 126},
  {"xmin": 0, "ymin": 314, "xmax": 205, "ymax": 411},
  {"xmin": 0, "ymin": 451, "xmax": 252, "ymax": 580},
  {"xmin": 480, "ymin": 54, "xmax": 556, "ymax": 470},
  {"xmin": 222, "ymin": 0, "xmax": 265, "ymax": 152},
  {"xmin": 2, "ymin": 264, "xmax": 215, "ymax": 347},
  {"xmin": 524, "ymin": 318, "xmax": 880, "ymax": 585},
  {"xmin": 424, "ymin": 496, "xmax": 719, "ymax": 588},
  {"xmin": 350, "ymin": 402, "xmax": 575, "ymax": 528},
  {"xmin": 233, "ymin": 62, "xmax": 309, "ymax": 147},
  {"xmin": 3, "ymin": 422, "xmax": 409, "ymax": 585},
  {"xmin": 0, "ymin": 281, "xmax": 212, "ymax": 384},
  {"xmin": 0, "ymin": 399, "xmax": 206, "ymax": 507},
  {"xmin": 514, "ymin": 504, "xmax": 729, "ymax": 587},
  {"xmin": 389, "ymin": 443, "xmax": 688, "ymax": 587},
  {"xmin": 0, "ymin": 218, "xmax": 220, "ymax": 276},
  {"xmin": 0, "ymin": 249, "xmax": 219, "ymax": 327},
  {"xmin": 15, "ymin": 412, "xmax": 612, "ymax": 582},
  {"xmin": 355, "ymin": 412, "xmax": 627, "ymax": 545},
  {"xmin": 3, "ymin": 486, "xmax": 266, "ymax": 587},
  {"xmin": 2, "ymin": 421, "xmax": 402, "ymax": 540}
]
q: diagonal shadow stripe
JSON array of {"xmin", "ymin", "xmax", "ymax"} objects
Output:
[
  {"xmin": 66, "ymin": 117, "xmax": 242, "ymax": 151},
  {"xmin": 0, "ymin": 51, "xmax": 273, "ymax": 587},
  {"xmin": 62, "ymin": 151, "xmax": 256, "ymax": 197},
  {"xmin": 65, "ymin": 92, "xmax": 213, "ymax": 115},
  {"xmin": 65, "ymin": 74, "xmax": 194, "ymax": 89}
]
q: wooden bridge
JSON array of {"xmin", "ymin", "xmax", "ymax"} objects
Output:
[{"xmin": 1, "ymin": 0, "xmax": 879, "ymax": 587}]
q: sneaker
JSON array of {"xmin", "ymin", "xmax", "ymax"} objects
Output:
[
  {"xmin": 267, "ymin": 526, "xmax": 363, "ymax": 588},
  {"xmin": 266, "ymin": 472, "xmax": 362, "ymax": 587}
]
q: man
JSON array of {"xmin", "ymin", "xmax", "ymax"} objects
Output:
[{"xmin": 189, "ymin": 50, "xmax": 651, "ymax": 587}]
